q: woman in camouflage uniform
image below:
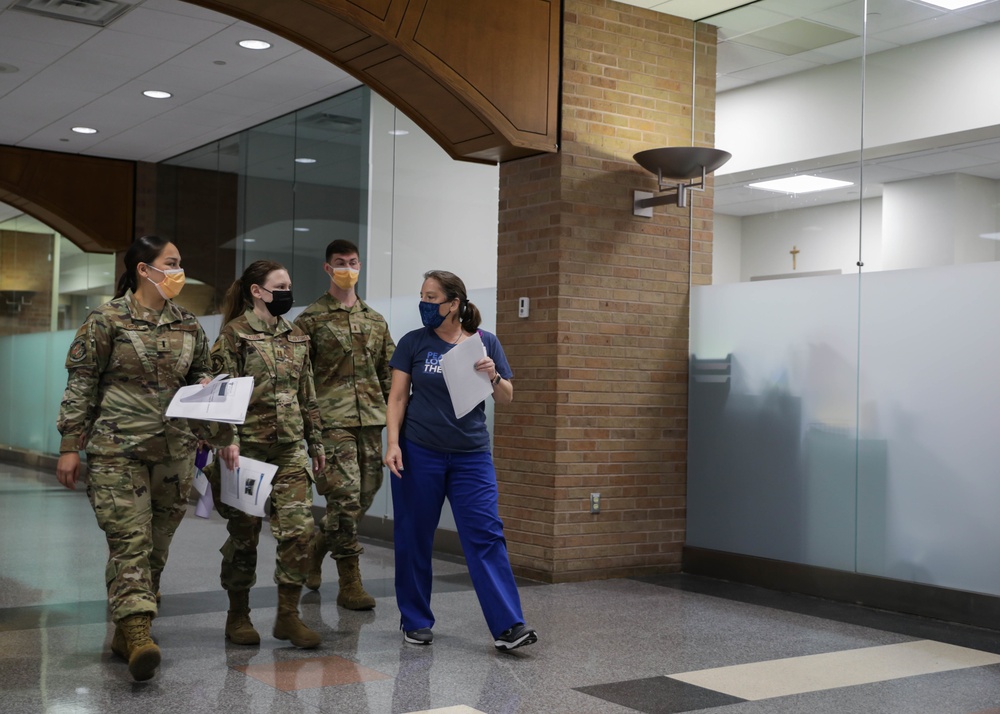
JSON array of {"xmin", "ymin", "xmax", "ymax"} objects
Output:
[
  {"xmin": 56, "ymin": 235, "xmax": 218, "ymax": 681},
  {"xmin": 210, "ymin": 259, "xmax": 326, "ymax": 649}
]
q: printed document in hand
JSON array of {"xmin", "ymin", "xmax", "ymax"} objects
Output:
[
  {"xmin": 439, "ymin": 332, "xmax": 493, "ymax": 419},
  {"xmin": 165, "ymin": 373, "xmax": 254, "ymax": 424},
  {"xmin": 219, "ymin": 456, "xmax": 277, "ymax": 518}
]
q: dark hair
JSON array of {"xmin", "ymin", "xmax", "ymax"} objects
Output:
[
  {"xmin": 326, "ymin": 239, "xmax": 360, "ymax": 262},
  {"xmin": 115, "ymin": 235, "xmax": 171, "ymax": 298},
  {"xmin": 221, "ymin": 259, "xmax": 286, "ymax": 325},
  {"xmin": 423, "ymin": 269, "xmax": 481, "ymax": 333}
]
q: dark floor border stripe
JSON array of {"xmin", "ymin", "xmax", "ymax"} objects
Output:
[{"xmin": 680, "ymin": 546, "xmax": 1000, "ymax": 636}]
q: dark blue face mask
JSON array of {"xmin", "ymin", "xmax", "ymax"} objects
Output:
[{"xmin": 419, "ymin": 300, "xmax": 446, "ymax": 329}]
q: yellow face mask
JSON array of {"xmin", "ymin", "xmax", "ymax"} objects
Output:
[
  {"xmin": 331, "ymin": 266, "xmax": 359, "ymax": 290},
  {"xmin": 145, "ymin": 264, "xmax": 186, "ymax": 300}
]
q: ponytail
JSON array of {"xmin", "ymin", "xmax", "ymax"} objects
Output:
[
  {"xmin": 115, "ymin": 235, "xmax": 170, "ymax": 299},
  {"xmin": 221, "ymin": 277, "xmax": 247, "ymax": 325},
  {"xmin": 459, "ymin": 299, "xmax": 481, "ymax": 333},
  {"xmin": 222, "ymin": 259, "xmax": 286, "ymax": 325},
  {"xmin": 423, "ymin": 270, "xmax": 481, "ymax": 332}
]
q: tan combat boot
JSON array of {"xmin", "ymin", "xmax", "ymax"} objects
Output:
[
  {"xmin": 305, "ymin": 529, "xmax": 325, "ymax": 591},
  {"xmin": 224, "ymin": 589, "xmax": 260, "ymax": 645},
  {"xmin": 273, "ymin": 585, "xmax": 320, "ymax": 649},
  {"xmin": 117, "ymin": 614, "xmax": 161, "ymax": 681},
  {"xmin": 336, "ymin": 556, "xmax": 376, "ymax": 610}
]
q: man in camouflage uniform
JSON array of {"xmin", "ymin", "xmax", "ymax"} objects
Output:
[
  {"xmin": 294, "ymin": 239, "xmax": 394, "ymax": 609},
  {"xmin": 208, "ymin": 264, "xmax": 325, "ymax": 648},
  {"xmin": 56, "ymin": 249, "xmax": 220, "ymax": 681}
]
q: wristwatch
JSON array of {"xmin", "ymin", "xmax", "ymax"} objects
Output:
[{"xmin": 492, "ymin": 372, "xmax": 502, "ymax": 386}]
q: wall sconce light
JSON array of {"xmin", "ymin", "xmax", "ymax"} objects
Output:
[{"xmin": 632, "ymin": 147, "xmax": 731, "ymax": 217}]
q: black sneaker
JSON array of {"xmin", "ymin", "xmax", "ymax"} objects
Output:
[
  {"xmin": 403, "ymin": 627, "xmax": 433, "ymax": 645},
  {"xmin": 494, "ymin": 623, "xmax": 537, "ymax": 651}
]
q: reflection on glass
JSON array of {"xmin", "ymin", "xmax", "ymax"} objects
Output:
[
  {"xmin": 692, "ymin": 0, "xmax": 1000, "ymax": 596},
  {"xmin": 159, "ymin": 88, "xmax": 370, "ymax": 314}
]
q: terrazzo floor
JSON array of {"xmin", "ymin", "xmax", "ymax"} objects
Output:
[{"xmin": 4, "ymin": 463, "xmax": 1000, "ymax": 714}]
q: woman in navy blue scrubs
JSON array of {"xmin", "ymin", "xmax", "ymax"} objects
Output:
[{"xmin": 384, "ymin": 269, "xmax": 537, "ymax": 652}]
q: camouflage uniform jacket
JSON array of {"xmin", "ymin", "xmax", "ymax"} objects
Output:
[
  {"xmin": 211, "ymin": 309, "xmax": 324, "ymax": 457},
  {"xmin": 294, "ymin": 293, "xmax": 394, "ymax": 429},
  {"xmin": 57, "ymin": 290, "xmax": 215, "ymax": 460}
]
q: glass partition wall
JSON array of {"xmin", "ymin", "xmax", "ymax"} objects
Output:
[{"xmin": 690, "ymin": 0, "xmax": 1000, "ymax": 596}]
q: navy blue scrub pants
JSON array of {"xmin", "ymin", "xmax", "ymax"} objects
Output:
[{"xmin": 392, "ymin": 437, "xmax": 525, "ymax": 638}]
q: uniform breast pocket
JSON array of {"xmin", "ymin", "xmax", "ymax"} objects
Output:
[
  {"xmin": 365, "ymin": 324, "xmax": 385, "ymax": 357},
  {"xmin": 287, "ymin": 336, "xmax": 310, "ymax": 380},
  {"xmin": 168, "ymin": 327, "xmax": 196, "ymax": 377}
]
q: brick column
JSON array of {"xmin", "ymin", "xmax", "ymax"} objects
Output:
[{"xmin": 494, "ymin": 0, "xmax": 718, "ymax": 582}]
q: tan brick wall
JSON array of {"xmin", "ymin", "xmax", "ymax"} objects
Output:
[
  {"xmin": 0, "ymin": 229, "xmax": 54, "ymax": 336},
  {"xmin": 494, "ymin": 0, "xmax": 718, "ymax": 582}
]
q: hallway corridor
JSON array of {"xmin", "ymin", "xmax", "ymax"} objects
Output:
[{"xmin": 3, "ymin": 463, "xmax": 1000, "ymax": 714}]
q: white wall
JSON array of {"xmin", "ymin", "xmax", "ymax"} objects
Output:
[
  {"xmin": 737, "ymin": 199, "xmax": 881, "ymax": 281},
  {"xmin": 712, "ymin": 214, "xmax": 742, "ymax": 285},
  {"xmin": 361, "ymin": 93, "xmax": 501, "ymax": 526},
  {"xmin": 882, "ymin": 174, "xmax": 999, "ymax": 271},
  {"xmin": 717, "ymin": 22, "xmax": 1000, "ymax": 175}
]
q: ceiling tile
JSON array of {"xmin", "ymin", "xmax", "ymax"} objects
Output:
[
  {"xmin": 869, "ymin": 12, "xmax": 982, "ymax": 44},
  {"xmin": 40, "ymin": 50, "xmax": 162, "ymax": 93},
  {"xmin": 648, "ymin": 0, "xmax": 755, "ymax": 21},
  {"xmin": 108, "ymin": 5, "xmax": 229, "ymax": 44},
  {"xmin": 138, "ymin": 0, "xmax": 233, "ymax": 22},
  {"xmin": 0, "ymin": 8, "xmax": 101, "ymax": 47},
  {"xmin": 717, "ymin": 41, "xmax": 786, "ymax": 74},
  {"xmin": 79, "ymin": 28, "xmax": 191, "ymax": 62},
  {"xmin": 0, "ymin": 34, "xmax": 74, "ymax": 66},
  {"xmin": 712, "ymin": 6, "xmax": 797, "ymax": 38},
  {"xmin": 727, "ymin": 56, "xmax": 825, "ymax": 82}
]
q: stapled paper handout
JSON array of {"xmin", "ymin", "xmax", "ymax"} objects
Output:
[
  {"xmin": 439, "ymin": 332, "xmax": 494, "ymax": 419},
  {"xmin": 166, "ymin": 375, "xmax": 254, "ymax": 424}
]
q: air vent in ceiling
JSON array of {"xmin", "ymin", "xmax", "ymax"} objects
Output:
[
  {"xmin": 11, "ymin": 0, "xmax": 132, "ymax": 27},
  {"xmin": 300, "ymin": 112, "xmax": 363, "ymax": 132}
]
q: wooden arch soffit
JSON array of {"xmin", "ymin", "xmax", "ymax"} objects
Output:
[
  {"xmin": 0, "ymin": 146, "xmax": 133, "ymax": 253},
  {"xmin": 186, "ymin": 0, "xmax": 561, "ymax": 164}
]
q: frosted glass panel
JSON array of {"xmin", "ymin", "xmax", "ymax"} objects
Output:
[
  {"xmin": 857, "ymin": 261, "xmax": 1000, "ymax": 595},
  {"xmin": 688, "ymin": 275, "xmax": 860, "ymax": 569},
  {"xmin": 0, "ymin": 330, "xmax": 74, "ymax": 455}
]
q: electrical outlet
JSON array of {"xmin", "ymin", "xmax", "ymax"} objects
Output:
[{"xmin": 590, "ymin": 492, "xmax": 601, "ymax": 514}]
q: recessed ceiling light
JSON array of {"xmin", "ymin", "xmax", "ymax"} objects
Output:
[
  {"xmin": 748, "ymin": 176, "xmax": 853, "ymax": 194},
  {"xmin": 918, "ymin": 0, "xmax": 989, "ymax": 9},
  {"xmin": 979, "ymin": 232, "xmax": 1000, "ymax": 241},
  {"xmin": 143, "ymin": 90, "xmax": 172, "ymax": 99},
  {"xmin": 294, "ymin": 157, "xmax": 317, "ymax": 164},
  {"xmin": 389, "ymin": 129, "xmax": 409, "ymax": 136},
  {"xmin": 243, "ymin": 238, "xmax": 256, "ymax": 243},
  {"xmin": 238, "ymin": 39, "xmax": 271, "ymax": 50},
  {"xmin": 294, "ymin": 227, "xmax": 310, "ymax": 232},
  {"xmin": 71, "ymin": 126, "xmax": 98, "ymax": 134}
]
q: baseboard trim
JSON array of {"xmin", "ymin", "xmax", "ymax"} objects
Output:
[{"xmin": 683, "ymin": 546, "xmax": 1000, "ymax": 631}]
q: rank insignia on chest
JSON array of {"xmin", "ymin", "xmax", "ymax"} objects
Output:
[
  {"xmin": 157, "ymin": 337, "xmax": 170, "ymax": 352},
  {"xmin": 351, "ymin": 321, "xmax": 362, "ymax": 334}
]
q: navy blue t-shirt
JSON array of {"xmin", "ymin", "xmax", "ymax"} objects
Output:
[{"xmin": 390, "ymin": 327, "xmax": 513, "ymax": 453}]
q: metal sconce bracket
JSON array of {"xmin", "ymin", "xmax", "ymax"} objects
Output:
[{"xmin": 631, "ymin": 147, "xmax": 731, "ymax": 218}]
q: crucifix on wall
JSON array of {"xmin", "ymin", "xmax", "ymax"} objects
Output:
[{"xmin": 790, "ymin": 245, "xmax": 800, "ymax": 270}]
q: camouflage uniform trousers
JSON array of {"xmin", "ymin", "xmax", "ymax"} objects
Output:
[
  {"xmin": 315, "ymin": 426, "xmax": 384, "ymax": 559},
  {"xmin": 209, "ymin": 441, "xmax": 315, "ymax": 591},
  {"xmin": 85, "ymin": 452, "xmax": 195, "ymax": 622}
]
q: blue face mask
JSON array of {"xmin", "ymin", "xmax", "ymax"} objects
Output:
[{"xmin": 419, "ymin": 300, "xmax": 446, "ymax": 329}]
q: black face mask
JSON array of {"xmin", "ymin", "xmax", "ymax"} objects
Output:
[{"xmin": 260, "ymin": 287, "xmax": 293, "ymax": 317}]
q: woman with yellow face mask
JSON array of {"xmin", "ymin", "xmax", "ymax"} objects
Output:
[{"xmin": 56, "ymin": 235, "xmax": 223, "ymax": 682}]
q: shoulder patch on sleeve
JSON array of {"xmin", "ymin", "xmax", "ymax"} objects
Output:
[
  {"xmin": 211, "ymin": 353, "xmax": 226, "ymax": 375},
  {"xmin": 68, "ymin": 337, "xmax": 88, "ymax": 363}
]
